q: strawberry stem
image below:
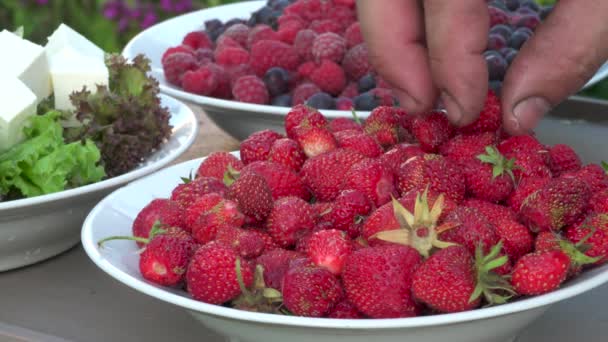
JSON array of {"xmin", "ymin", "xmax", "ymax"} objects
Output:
[
  {"xmin": 223, "ymin": 164, "xmax": 240, "ymax": 186},
  {"xmin": 97, "ymin": 221, "xmax": 166, "ymax": 247},
  {"xmin": 470, "ymin": 241, "xmax": 515, "ymax": 305},
  {"xmin": 350, "ymin": 109, "xmax": 361, "ymax": 125}
]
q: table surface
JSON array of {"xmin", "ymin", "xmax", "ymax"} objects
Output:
[{"xmin": 1, "ymin": 105, "xmax": 608, "ymax": 342}]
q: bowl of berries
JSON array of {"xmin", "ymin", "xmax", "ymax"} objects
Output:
[
  {"xmin": 83, "ymin": 96, "xmax": 608, "ymax": 342},
  {"xmin": 122, "ymin": 0, "xmax": 608, "ymax": 140}
]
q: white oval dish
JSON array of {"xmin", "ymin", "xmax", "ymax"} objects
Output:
[
  {"xmin": 82, "ymin": 154, "xmax": 608, "ymax": 342},
  {"xmin": 0, "ymin": 93, "xmax": 198, "ymax": 272},
  {"xmin": 122, "ymin": 1, "xmax": 608, "ymax": 140}
]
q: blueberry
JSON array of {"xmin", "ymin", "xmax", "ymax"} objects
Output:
[
  {"xmin": 306, "ymin": 92, "xmax": 337, "ymax": 110},
  {"xmin": 225, "ymin": 18, "xmax": 248, "ymax": 29},
  {"xmin": 489, "ymin": 24, "xmax": 513, "ymax": 40},
  {"xmin": 514, "ymin": 14, "xmax": 540, "ymax": 30},
  {"xmin": 204, "ymin": 19, "xmax": 223, "ymax": 32},
  {"xmin": 504, "ymin": 0, "xmax": 520, "ymax": 11},
  {"xmin": 488, "ymin": 0, "xmax": 508, "ymax": 11},
  {"xmin": 519, "ymin": 0, "xmax": 540, "ymax": 12},
  {"xmin": 487, "ymin": 34, "xmax": 507, "ymax": 51},
  {"xmin": 263, "ymin": 67, "xmax": 291, "ymax": 97},
  {"xmin": 508, "ymin": 30, "xmax": 531, "ymax": 49},
  {"xmin": 208, "ymin": 26, "xmax": 226, "ymax": 42},
  {"xmin": 354, "ymin": 92, "xmax": 380, "ymax": 111},
  {"xmin": 272, "ymin": 94, "xmax": 293, "ymax": 107},
  {"xmin": 357, "ymin": 74, "xmax": 376, "ymax": 93},
  {"xmin": 540, "ymin": 5, "xmax": 553, "ymax": 20},
  {"xmin": 484, "ymin": 51, "xmax": 508, "ymax": 81},
  {"xmin": 516, "ymin": 7, "xmax": 537, "ymax": 15},
  {"xmin": 500, "ymin": 47, "xmax": 518, "ymax": 65},
  {"xmin": 269, "ymin": 0, "xmax": 292, "ymax": 10},
  {"xmin": 489, "ymin": 80, "xmax": 503, "ymax": 95},
  {"xmin": 251, "ymin": 6, "xmax": 280, "ymax": 29}
]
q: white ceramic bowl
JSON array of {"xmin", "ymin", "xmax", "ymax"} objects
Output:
[
  {"xmin": 0, "ymin": 94, "xmax": 198, "ymax": 272},
  {"xmin": 82, "ymin": 152, "xmax": 608, "ymax": 342},
  {"xmin": 122, "ymin": 1, "xmax": 608, "ymax": 140}
]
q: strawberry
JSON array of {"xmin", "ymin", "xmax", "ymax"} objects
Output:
[
  {"xmin": 564, "ymin": 163, "xmax": 608, "ymax": 193},
  {"xmin": 293, "ymin": 108, "xmax": 330, "ymax": 138},
  {"xmin": 132, "ymin": 199, "xmax": 184, "ymax": 245},
  {"xmin": 227, "ymin": 171, "xmax": 274, "ymax": 222},
  {"xmin": 242, "ymin": 161, "xmax": 310, "ymax": 201},
  {"xmin": 342, "ymin": 245, "xmax": 422, "ymax": 318},
  {"xmin": 329, "ymin": 117, "xmax": 362, "ymax": 133},
  {"xmin": 508, "ymin": 150, "xmax": 552, "ymax": 181},
  {"xmin": 239, "ymin": 129, "xmax": 284, "ymax": 165},
  {"xmin": 548, "ymin": 144, "xmax": 582, "ymax": 176},
  {"xmin": 494, "ymin": 219, "xmax": 534, "ymax": 262},
  {"xmin": 342, "ymin": 158, "xmax": 397, "ymax": 207},
  {"xmin": 458, "ymin": 90, "xmax": 502, "ymax": 135},
  {"xmin": 439, "ymin": 132, "xmax": 498, "ymax": 164},
  {"xmin": 306, "ymin": 229, "xmax": 353, "ymax": 274},
  {"xmin": 266, "ymin": 196, "xmax": 316, "ymax": 248},
  {"xmin": 464, "ymin": 146, "xmax": 515, "ymax": 202},
  {"xmin": 397, "ymin": 154, "xmax": 466, "ymax": 203},
  {"xmin": 281, "ymin": 263, "xmax": 343, "ymax": 317},
  {"xmin": 590, "ymin": 189, "xmax": 608, "ymax": 214},
  {"xmin": 216, "ymin": 226, "xmax": 266, "ymax": 259},
  {"xmin": 295, "ymin": 126, "xmax": 338, "ymax": 158},
  {"xmin": 170, "ymin": 176, "xmax": 228, "ymax": 209},
  {"xmin": 248, "ymin": 228, "xmax": 280, "ymax": 251},
  {"xmin": 411, "ymin": 111, "xmax": 455, "ymax": 153},
  {"xmin": 412, "ymin": 244, "xmax": 512, "ymax": 313},
  {"xmin": 256, "ymin": 249, "xmax": 303, "ymax": 290},
  {"xmin": 300, "ymin": 148, "xmax": 367, "ymax": 202},
  {"xmin": 519, "ymin": 177, "xmax": 591, "ymax": 232},
  {"xmin": 196, "ymin": 152, "xmax": 244, "ymax": 181},
  {"xmin": 285, "ymin": 104, "xmax": 322, "ymax": 139},
  {"xmin": 497, "ymin": 135, "xmax": 545, "ymax": 156},
  {"xmin": 186, "ymin": 241, "xmax": 254, "ymax": 304},
  {"xmin": 507, "ymin": 177, "xmax": 550, "ymax": 212},
  {"xmin": 362, "ymin": 106, "xmax": 400, "ymax": 148},
  {"xmin": 326, "ymin": 189, "xmax": 373, "ymax": 238},
  {"xmin": 334, "ymin": 129, "xmax": 383, "ymax": 158},
  {"xmin": 462, "ymin": 199, "xmax": 518, "ymax": 223},
  {"xmin": 379, "ymin": 144, "xmax": 425, "ymax": 174},
  {"xmin": 327, "ymin": 300, "xmax": 364, "ymax": 319},
  {"xmin": 268, "ymin": 138, "xmax": 306, "ymax": 172},
  {"xmin": 564, "ymin": 213, "xmax": 608, "ymax": 266},
  {"xmin": 440, "ymin": 206, "xmax": 500, "ymax": 254},
  {"xmin": 511, "ymin": 250, "xmax": 571, "ymax": 295},
  {"xmin": 184, "ymin": 193, "xmax": 244, "ymax": 233},
  {"xmin": 535, "ymin": 231, "xmax": 561, "ymax": 252}
]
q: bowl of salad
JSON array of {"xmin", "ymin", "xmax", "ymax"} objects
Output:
[{"xmin": 0, "ymin": 26, "xmax": 198, "ymax": 271}]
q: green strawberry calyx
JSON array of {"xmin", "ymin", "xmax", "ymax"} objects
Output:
[
  {"xmin": 477, "ymin": 146, "xmax": 516, "ymax": 182},
  {"xmin": 233, "ymin": 259, "xmax": 284, "ymax": 313},
  {"xmin": 470, "ymin": 241, "xmax": 516, "ymax": 306}
]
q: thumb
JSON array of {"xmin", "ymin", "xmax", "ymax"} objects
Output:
[{"xmin": 501, "ymin": 1, "xmax": 608, "ymax": 135}]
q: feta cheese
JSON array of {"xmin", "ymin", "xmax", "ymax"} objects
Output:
[
  {"xmin": 0, "ymin": 30, "xmax": 52, "ymax": 103},
  {"xmin": 48, "ymin": 48, "xmax": 109, "ymax": 111},
  {"xmin": 0, "ymin": 77, "xmax": 37, "ymax": 152},
  {"xmin": 45, "ymin": 23, "xmax": 105, "ymax": 62}
]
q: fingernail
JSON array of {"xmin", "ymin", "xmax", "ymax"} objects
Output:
[
  {"xmin": 512, "ymin": 97, "xmax": 551, "ymax": 132},
  {"xmin": 440, "ymin": 91, "xmax": 463, "ymax": 125}
]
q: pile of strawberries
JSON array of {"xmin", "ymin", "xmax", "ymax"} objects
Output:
[
  {"xmin": 101, "ymin": 90, "xmax": 608, "ymax": 319},
  {"xmin": 160, "ymin": 0, "xmax": 396, "ymax": 110}
]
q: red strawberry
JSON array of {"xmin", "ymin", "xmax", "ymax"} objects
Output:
[
  {"xmin": 535, "ymin": 231, "xmax": 561, "ymax": 252},
  {"xmin": 564, "ymin": 164, "xmax": 608, "ymax": 193},
  {"xmin": 255, "ymin": 248, "xmax": 303, "ymax": 290},
  {"xmin": 242, "ymin": 161, "xmax": 310, "ymax": 201},
  {"xmin": 196, "ymin": 152, "xmax": 244, "ymax": 181},
  {"xmin": 266, "ymin": 197, "xmax": 316, "ymax": 248},
  {"xmin": 334, "ymin": 129, "xmax": 383, "ymax": 158},
  {"xmin": 227, "ymin": 171, "xmax": 274, "ymax": 222},
  {"xmin": 463, "ymin": 146, "xmax": 515, "ymax": 202},
  {"xmin": 300, "ymin": 149, "xmax": 367, "ymax": 201},
  {"xmin": 342, "ymin": 158, "xmax": 397, "ymax": 207},
  {"xmin": 326, "ymin": 189, "xmax": 373, "ymax": 238},
  {"xmin": 268, "ymin": 138, "xmax": 306, "ymax": 172},
  {"xmin": 187, "ymin": 193, "xmax": 245, "ymax": 240},
  {"xmin": 397, "ymin": 154, "xmax": 466, "ymax": 203},
  {"xmin": 240, "ymin": 129, "xmax": 284, "ymax": 165},
  {"xmin": 282, "ymin": 263, "xmax": 343, "ymax": 317},
  {"xmin": 590, "ymin": 189, "xmax": 608, "ymax": 214},
  {"xmin": 342, "ymin": 245, "xmax": 422, "ymax": 318},
  {"xmin": 507, "ymin": 176, "xmax": 550, "ymax": 212},
  {"xmin": 285, "ymin": 104, "xmax": 323, "ymax": 139},
  {"xmin": 495, "ymin": 219, "xmax": 534, "ymax": 261},
  {"xmin": 509, "ymin": 150, "xmax": 553, "ymax": 181},
  {"xmin": 412, "ymin": 244, "xmax": 512, "ymax": 313},
  {"xmin": 132, "ymin": 199, "xmax": 184, "ymax": 245},
  {"xmin": 440, "ymin": 206, "xmax": 500, "ymax": 254},
  {"xmin": 411, "ymin": 111, "xmax": 455, "ymax": 153},
  {"xmin": 548, "ymin": 144, "xmax": 582, "ymax": 176},
  {"xmin": 564, "ymin": 213, "xmax": 608, "ymax": 265},
  {"xmin": 519, "ymin": 177, "xmax": 591, "ymax": 232},
  {"xmin": 379, "ymin": 144, "xmax": 425, "ymax": 174},
  {"xmin": 497, "ymin": 135, "xmax": 545, "ymax": 156},
  {"xmin": 327, "ymin": 300, "xmax": 364, "ymax": 319},
  {"xmin": 307, "ymin": 229, "xmax": 353, "ymax": 274},
  {"xmin": 248, "ymin": 229, "xmax": 280, "ymax": 251},
  {"xmin": 439, "ymin": 132, "xmax": 498, "ymax": 164},
  {"xmin": 138, "ymin": 232, "xmax": 197, "ymax": 287},
  {"xmin": 170, "ymin": 176, "xmax": 228, "ymax": 209},
  {"xmin": 363, "ymin": 106, "xmax": 400, "ymax": 148},
  {"xmin": 511, "ymin": 250, "xmax": 571, "ymax": 295},
  {"xmin": 216, "ymin": 226, "xmax": 265, "ymax": 259},
  {"xmin": 462, "ymin": 198, "xmax": 517, "ymax": 223},
  {"xmin": 329, "ymin": 117, "xmax": 361, "ymax": 133},
  {"xmin": 458, "ymin": 90, "xmax": 502, "ymax": 135},
  {"xmin": 295, "ymin": 126, "xmax": 338, "ymax": 158}
]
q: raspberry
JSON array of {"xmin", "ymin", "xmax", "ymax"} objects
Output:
[
  {"xmin": 182, "ymin": 31, "xmax": 213, "ymax": 50},
  {"xmin": 326, "ymin": 4, "xmax": 357, "ymax": 30},
  {"xmin": 207, "ymin": 63, "xmax": 232, "ymax": 99},
  {"xmin": 370, "ymin": 88, "xmax": 396, "ymax": 106},
  {"xmin": 162, "ymin": 45, "xmax": 194, "ymax": 63},
  {"xmin": 247, "ymin": 24, "xmax": 279, "ymax": 49},
  {"xmin": 294, "ymin": 29, "xmax": 317, "ymax": 61},
  {"xmin": 278, "ymin": 20, "xmax": 305, "ymax": 44},
  {"xmin": 309, "ymin": 19, "xmax": 343, "ymax": 34},
  {"xmin": 343, "ymin": 43, "xmax": 373, "ymax": 80},
  {"xmin": 162, "ymin": 52, "xmax": 198, "ymax": 86},
  {"xmin": 226, "ymin": 64, "xmax": 255, "ymax": 87},
  {"xmin": 215, "ymin": 35, "xmax": 241, "ymax": 52},
  {"xmin": 250, "ymin": 40, "xmax": 301, "ymax": 76},
  {"xmin": 221, "ymin": 23, "xmax": 249, "ymax": 48},
  {"xmin": 293, "ymin": 82, "xmax": 322, "ymax": 105},
  {"xmin": 312, "ymin": 32, "xmax": 347, "ymax": 63},
  {"xmin": 277, "ymin": 14, "xmax": 306, "ymax": 27},
  {"xmin": 194, "ymin": 48, "xmax": 214, "ymax": 64},
  {"xmin": 297, "ymin": 61, "xmax": 317, "ymax": 80},
  {"xmin": 232, "ymin": 75, "xmax": 269, "ymax": 104},
  {"xmin": 182, "ymin": 67, "xmax": 217, "ymax": 96},
  {"xmin": 340, "ymin": 82, "xmax": 359, "ymax": 98},
  {"xmin": 214, "ymin": 46, "xmax": 249, "ymax": 67},
  {"xmin": 310, "ymin": 60, "xmax": 347, "ymax": 96},
  {"xmin": 336, "ymin": 96, "xmax": 354, "ymax": 110},
  {"xmin": 284, "ymin": 0, "xmax": 325, "ymax": 22},
  {"xmin": 344, "ymin": 22, "xmax": 363, "ymax": 48}
]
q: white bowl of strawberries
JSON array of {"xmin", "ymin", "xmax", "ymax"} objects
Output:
[{"xmin": 82, "ymin": 93, "xmax": 608, "ymax": 342}]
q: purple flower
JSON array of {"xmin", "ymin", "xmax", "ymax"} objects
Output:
[{"xmin": 140, "ymin": 11, "xmax": 158, "ymax": 28}]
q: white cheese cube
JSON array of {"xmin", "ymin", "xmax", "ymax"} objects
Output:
[
  {"xmin": 0, "ymin": 78, "xmax": 37, "ymax": 152},
  {"xmin": 0, "ymin": 30, "xmax": 52, "ymax": 103},
  {"xmin": 48, "ymin": 49, "xmax": 109, "ymax": 111},
  {"xmin": 45, "ymin": 23, "xmax": 105, "ymax": 62}
]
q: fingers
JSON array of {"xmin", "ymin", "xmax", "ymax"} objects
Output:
[
  {"xmin": 423, "ymin": 0, "xmax": 490, "ymax": 125},
  {"xmin": 501, "ymin": 1, "xmax": 608, "ymax": 135},
  {"xmin": 356, "ymin": 0, "xmax": 437, "ymax": 114}
]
